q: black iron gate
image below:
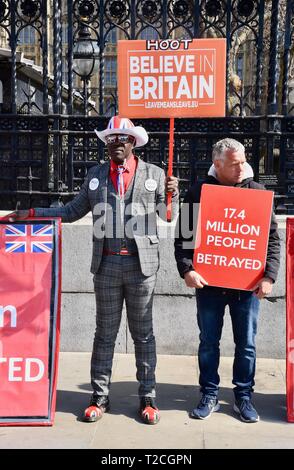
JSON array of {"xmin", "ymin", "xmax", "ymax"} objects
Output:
[{"xmin": 0, "ymin": 0, "xmax": 294, "ymax": 211}]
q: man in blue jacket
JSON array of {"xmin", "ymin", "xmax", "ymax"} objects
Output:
[{"xmin": 174, "ymin": 138, "xmax": 280, "ymax": 423}]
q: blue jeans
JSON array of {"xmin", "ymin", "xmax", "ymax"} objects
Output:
[{"xmin": 196, "ymin": 287, "xmax": 260, "ymax": 400}]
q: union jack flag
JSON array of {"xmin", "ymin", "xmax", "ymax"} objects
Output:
[{"xmin": 4, "ymin": 224, "xmax": 53, "ymax": 254}]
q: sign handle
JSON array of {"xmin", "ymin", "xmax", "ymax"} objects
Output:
[{"xmin": 166, "ymin": 117, "xmax": 175, "ymax": 222}]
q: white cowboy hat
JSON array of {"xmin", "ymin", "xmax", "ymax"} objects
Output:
[{"xmin": 94, "ymin": 116, "xmax": 148, "ymax": 148}]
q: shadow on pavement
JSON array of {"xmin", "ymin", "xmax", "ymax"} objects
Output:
[{"xmin": 56, "ymin": 382, "xmax": 287, "ymax": 423}]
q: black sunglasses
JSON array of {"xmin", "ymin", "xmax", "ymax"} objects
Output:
[{"xmin": 105, "ymin": 135, "xmax": 135, "ymax": 144}]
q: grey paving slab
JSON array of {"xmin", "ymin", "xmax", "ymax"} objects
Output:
[{"xmin": 0, "ymin": 354, "xmax": 293, "ymax": 449}]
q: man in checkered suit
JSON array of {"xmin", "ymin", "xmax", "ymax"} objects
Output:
[{"xmin": 10, "ymin": 116, "xmax": 179, "ymax": 425}]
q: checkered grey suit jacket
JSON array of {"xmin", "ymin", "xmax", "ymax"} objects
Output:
[{"xmin": 35, "ymin": 158, "xmax": 178, "ymax": 276}]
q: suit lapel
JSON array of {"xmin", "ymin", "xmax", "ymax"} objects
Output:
[
  {"xmin": 96, "ymin": 161, "xmax": 109, "ymax": 202},
  {"xmin": 132, "ymin": 158, "xmax": 147, "ymax": 202}
]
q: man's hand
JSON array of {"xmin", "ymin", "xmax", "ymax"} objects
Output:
[
  {"xmin": 184, "ymin": 270, "xmax": 208, "ymax": 289},
  {"xmin": 7, "ymin": 210, "xmax": 30, "ymax": 222},
  {"xmin": 252, "ymin": 277, "xmax": 273, "ymax": 299},
  {"xmin": 165, "ymin": 175, "xmax": 178, "ymax": 194}
]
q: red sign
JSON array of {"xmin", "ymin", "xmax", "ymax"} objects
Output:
[
  {"xmin": 286, "ymin": 218, "xmax": 294, "ymax": 422},
  {"xmin": 118, "ymin": 38, "xmax": 226, "ymax": 118},
  {"xmin": 193, "ymin": 185, "xmax": 273, "ymax": 290},
  {"xmin": 0, "ymin": 219, "xmax": 61, "ymax": 426}
]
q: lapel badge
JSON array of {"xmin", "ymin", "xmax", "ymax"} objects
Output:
[
  {"xmin": 145, "ymin": 178, "xmax": 157, "ymax": 192},
  {"xmin": 89, "ymin": 178, "xmax": 99, "ymax": 190}
]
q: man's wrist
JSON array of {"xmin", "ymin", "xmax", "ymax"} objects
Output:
[{"xmin": 183, "ymin": 266, "xmax": 194, "ymax": 277}]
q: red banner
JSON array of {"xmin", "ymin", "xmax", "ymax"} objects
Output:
[
  {"xmin": 193, "ymin": 185, "xmax": 273, "ymax": 290},
  {"xmin": 287, "ymin": 218, "xmax": 294, "ymax": 422},
  {"xmin": 0, "ymin": 219, "xmax": 61, "ymax": 425}
]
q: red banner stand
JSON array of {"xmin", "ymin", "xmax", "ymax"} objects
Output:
[
  {"xmin": 0, "ymin": 218, "xmax": 61, "ymax": 426},
  {"xmin": 166, "ymin": 117, "xmax": 175, "ymax": 222},
  {"xmin": 286, "ymin": 218, "xmax": 294, "ymax": 422},
  {"xmin": 117, "ymin": 38, "xmax": 226, "ymax": 223}
]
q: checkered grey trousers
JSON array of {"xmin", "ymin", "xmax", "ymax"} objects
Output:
[{"xmin": 91, "ymin": 255, "xmax": 157, "ymax": 398}]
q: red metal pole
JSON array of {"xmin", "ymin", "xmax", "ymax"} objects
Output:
[{"xmin": 166, "ymin": 117, "xmax": 175, "ymax": 222}]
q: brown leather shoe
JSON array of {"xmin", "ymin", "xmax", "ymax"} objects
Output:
[{"xmin": 83, "ymin": 395, "xmax": 110, "ymax": 422}]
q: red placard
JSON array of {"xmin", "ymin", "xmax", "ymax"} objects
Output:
[
  {"xmin": 118, "ymin": 38, "xmax": 226, "ymax": 118},
  {"xmin": 193, "ymin": 185, "xmax": 273, "ymax": 290},
  {"xmin": 286, "ymin": 218, "xmax": 294, "ymax": 422},
  {"xmin": 0, "ymin": 219, "xmax": 61, "ymax": 425}
]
